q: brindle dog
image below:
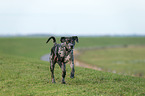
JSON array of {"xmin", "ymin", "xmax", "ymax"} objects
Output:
[{"xmin": 46, "ymin": 36, "xmax": 78, "ymax": 84}]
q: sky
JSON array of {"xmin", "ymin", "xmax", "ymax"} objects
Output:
[{"xmin": 0, "ymin": 0, "xmax": 145, "ymax": 36}]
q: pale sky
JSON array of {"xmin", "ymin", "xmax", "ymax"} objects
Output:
[{"xmin": 0, "ymin": 0, "xmax": 145, "ymax": 36}]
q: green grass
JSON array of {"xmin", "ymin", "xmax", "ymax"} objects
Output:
[
  {"xmin": 0, "ymin": 37, "xmax": 145, "ymax": 95},
  {"xmin": 0, "ymin": 37, "xmax": 145, "ymax": 58},
  {"xmin": 0, "ymin": 37, "xmax": 53, "ymax": 59},
  {"xmin": 77, "ymin": 37, "xmax": 145, "ymax": 48},
  {"xmin": 0, "ymin": 53, "xmax": 145, "ymax": 96},
  {"xmin": 78, "ymin": 46, "xmax": 145, "ymax": 77}
]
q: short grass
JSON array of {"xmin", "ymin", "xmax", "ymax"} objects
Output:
[
  {"xmin": 78, "ymin": 46, "xmax": 145, "ymax": 77},
  {"xmin": 0, "ymin": 53, "xmax": 145, "ymax": 96},
  {"xmin": 0, "ymin": 37, "xmax": 145, "ymax": 96}
]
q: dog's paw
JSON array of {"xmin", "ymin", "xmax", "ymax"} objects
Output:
[
  {"xmin": 52, "ymin": 79, "xmax": 56, "ymax": 83},
  {"xmin": 70, "ymin": 73, "xmax": 75, "ymax": 78},
  {"xmin": 61, "ymin": 81, "xmax": 66, "ymax": 84},
  {"xmin": 52, "ymin": 81, "xmax": 56, "ymax": 83},
  {"xmin": 61, "ymin": 79, "xmax": 66, "ymax": 84},
  {"xmin": 70, "ymin": 75, "xmax": 75, "ymax": 78}
]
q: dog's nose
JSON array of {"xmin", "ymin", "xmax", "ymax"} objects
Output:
[{"xmin": 71, "ymin": 45, "xmax": 73, "ymax": 49}]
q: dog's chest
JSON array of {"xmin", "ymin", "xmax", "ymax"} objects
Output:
[
  {"xmin": 58, "ymin": 47, "xmax": 71, "ymax": 62},
  {"xmin": 58, "ymin": 47, "xmax": 66, "ymax": 57}
]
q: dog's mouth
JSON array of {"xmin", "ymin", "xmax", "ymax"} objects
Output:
[
  {"xmin": 71, "ymin": 45, "xmax": 73, "ymax": 49},
  {"xmin": 67, "ymin": 45, "xmax": 74, "ymax": 52},
  {"xmin": 68, "ymin": 43, "xmax": 74, "ymax": 49},
  {"xmin": 66, "ymin": 47, "xmax": 72, "ymax": 52}
]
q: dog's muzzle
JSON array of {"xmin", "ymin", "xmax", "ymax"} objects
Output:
[
  {"xmin": 71, "ymin": 45, "xmax": 73, "ymax": 49},
  {"xmin": 68, "ymin": 43, "xmax": 74, "ymax": 50}
]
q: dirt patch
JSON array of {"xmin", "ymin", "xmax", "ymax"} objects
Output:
[{"xmin": 73, "ymin": 49, "xmax": 102, "ymax": 71}]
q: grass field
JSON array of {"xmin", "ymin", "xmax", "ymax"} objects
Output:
[
  {"xmin": 78, "ymin": 46, "xmax": 145, "ymax": 77},
  {"xmin": 0, "ymin": 37, "xmax": 145, "ymax": 96},
  {"xmin": 0, "ymin": 37, "xmax": 145, "ymax": 58}
]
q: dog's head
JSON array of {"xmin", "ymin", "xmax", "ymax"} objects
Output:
[{"xmin": 60, "ymin": 36, "xmax": 79, "ymax": 51}]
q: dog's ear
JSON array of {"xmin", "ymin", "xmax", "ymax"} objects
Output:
[
  {"xmin": 60, "ymin": 37, "xmax": 66, "ymax": 43},
  {"xmin": 72, "ymin": 36, "xmax": 79, "ymax": 43}
]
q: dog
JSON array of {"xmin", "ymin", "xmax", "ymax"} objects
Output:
[{"xmin": 46, "ymin": 36, "xmax": 78, "ymax": 84}]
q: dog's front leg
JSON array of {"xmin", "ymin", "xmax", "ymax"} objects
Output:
[
  {"xmin": 70, "ymin": 50, "xmax": 75, "ymax": 78},
  {"xmin": 61, "ymin": 62, "xmax": 66, "ymax": 84}
]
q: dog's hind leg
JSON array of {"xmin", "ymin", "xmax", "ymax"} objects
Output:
[
  {"xmin": 70, "ymin": 51, "xmax": 75, "ymax": 78},
  {"xmin": 50, "ymin": 59, "xmax": 56, "ymax": 83},
  {"xmin": 61, "ymin": 62, "xmax": 66, "ymax": 84}
]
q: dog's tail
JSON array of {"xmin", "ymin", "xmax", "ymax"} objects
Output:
[{"xmin": 46, "ymin": 36, "xmax": 57, "ymax": 44}]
